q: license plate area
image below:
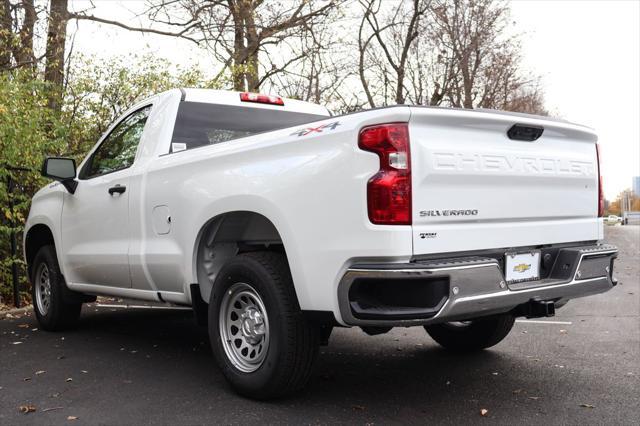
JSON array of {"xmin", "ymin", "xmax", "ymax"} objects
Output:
[{"xmin": 505, "ymin": 251, "xmax": 541, "ymax": 283}]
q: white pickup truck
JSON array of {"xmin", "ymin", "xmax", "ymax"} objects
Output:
[{"xmin": 25, "ymin": 89, "xmax": 618, "ymax": 399}]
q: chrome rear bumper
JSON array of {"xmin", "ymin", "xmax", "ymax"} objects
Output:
[{"xmin": 338, "ymin": 244, "xmax": 617, "ymax": 327}]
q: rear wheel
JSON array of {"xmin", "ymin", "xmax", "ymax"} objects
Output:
[
  {"xmin": 208, "ymin": 252, "xmax": 319, "ymax": 399},
  {"xmin": 31, "ymin": 245, "xmax": 82, "ymax": 331},
  {"xmin": 424, "ymin": 314, "xmax": 515, "ymax": 352}
]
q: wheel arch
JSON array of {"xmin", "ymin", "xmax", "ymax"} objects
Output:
[
  {"xmin": 25, "ymin": 223, "xmax": 56, "ymax": 280},
  {"xmin": 192, "ymin": 211, "xmax": 292, "ymax": 305}
]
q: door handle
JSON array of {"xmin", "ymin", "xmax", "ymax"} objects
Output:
[{"xmin": 108, "ymin": 184, "xmax": 126, "ymax": 195}]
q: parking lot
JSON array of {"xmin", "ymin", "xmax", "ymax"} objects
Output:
[{"xmin": 1, "ymin": 226, "xmax": 638, "ymax": 425}]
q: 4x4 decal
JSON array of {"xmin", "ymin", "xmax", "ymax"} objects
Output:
[{"xmin": 290, "ymin": 121, "xmax": 340, "ymax": 137}]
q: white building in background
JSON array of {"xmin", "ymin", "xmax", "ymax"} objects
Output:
[{"xmin": 633, "ymin": 176, "xmax": 640, "ymax": 197}]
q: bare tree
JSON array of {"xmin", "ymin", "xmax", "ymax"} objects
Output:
[
  {"xmin": 354, "ymin": 0, "xmax": 545, "ymax": 114},
  {"xmin": 262, "ymin": 5, "xmax": 351, "ymax": 109},
  {"xmin": 429, "ymin": 0, "xmax": 546, "ymax": 114},
  {"xmin": 137, "ymin": 0, "xmax": 338, "ymax": 92},
  {"xmin": 358, "ymin": 0, "xmax": 431, "ymax": 107},
  {"xmin": 65, "ymin": 1, "xmax": 339, "ymax": 92}
]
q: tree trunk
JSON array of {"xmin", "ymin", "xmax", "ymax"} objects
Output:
[
  {"xmin": 0, "ymin": 0, "xmax": 13, "ymax": 68},
  {"xmin": 395, "ymin": 67, "xmax": 406, "ymax": 104},
  {"xmin": 15, "ymin": 0, "xmax": 36, "ymax": 67},
  {"xmin": 228, "ymin": 0, "xmax": 246, "ymax": 91},
  {"xmin": 461, "ymin": 58, "xmax": 473, "ymax": 109},
  {"xmin": 243, "ymin": 5, "xmax": 260, "ymax": 92},
  {"xmin": 44, "ymin": 0, "xmax": 69, "ymax": 111}
]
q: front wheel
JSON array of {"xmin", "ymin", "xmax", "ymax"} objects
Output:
[
  {"xmin": 31, "ymin": 245, "xmax": 82, "ymax": 331},
  {"xmin": 208, "ymin": 252, "xmax": 319, "ymax": 399},
  {"xmin": 424, "ymin": 314, "xmax": 516, "ymax": 352}
]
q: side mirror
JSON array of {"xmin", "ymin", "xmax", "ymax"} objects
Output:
[{"xmin": 41, "ymin": 157, "xmax": 78, "ymax": 194}]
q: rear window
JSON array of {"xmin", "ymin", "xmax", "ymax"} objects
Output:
[{"xmin": 170, "ymin": 101, "xmax": 327, "ymax": 152}]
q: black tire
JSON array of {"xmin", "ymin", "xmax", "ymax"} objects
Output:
[
  {"xmin": 31, "ymin": 245, "xmax": 82, "ymax": 331},
  {"xmin": 424, "ymin": 314, "xmax": 515, "ymax": 352},
  {"xmin": 208, "ymin": 252, "xmax": 319, "ymax": 400}
]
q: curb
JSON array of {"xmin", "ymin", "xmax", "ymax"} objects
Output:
[{"xmin": 0, "ymin": 306, "xmax": 32, "ymax": 320}]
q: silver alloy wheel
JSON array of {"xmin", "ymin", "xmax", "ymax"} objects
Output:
[
  {"xmin": 219, "ymin": 282, "xmax": 270, "ymax": 373},
  {"xmin": 35, "ymin": 263, "xmax": 52, "ymax": 316}
]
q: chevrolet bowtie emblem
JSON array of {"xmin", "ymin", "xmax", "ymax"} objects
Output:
[{"xmin": 513, "ymin": 263, "xmax": 531, "ymax": 273}]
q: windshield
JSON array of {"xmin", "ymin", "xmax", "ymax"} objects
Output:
[{"xmin": 170, "ymin": 101, "xmax": 327, "ymax": 152}]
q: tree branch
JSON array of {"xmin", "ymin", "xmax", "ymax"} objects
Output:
[{"xmin": 68, "ymin": 12, "xmax": 201, "ymax": 44}]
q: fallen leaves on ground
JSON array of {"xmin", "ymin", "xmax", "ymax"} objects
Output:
[
  {"xmin": 580, "ymin": 403, "xmax": 595, "ymax": 409},
  {"xmin": 65, "ymin": 377, "xmax": 73, "ymax": 382},
  {"xmin": 352, "ymin": 405, "xmax": 365, "ymax": 411},
  {"xmin": 480, "ymin": 409, "xmax": 488, "ymax": 416},
  {"xmin": 18, "ymin": 405, "xmax": 36, "ymax": 414},
  {"xmin": 18, "ymin": 324, "xmax": 29, "ymax": 328},
  {"xmin": 35, "ymin": 370, "xmax": 45, "ymax": 375},
  {"xmin": 42, "ymin": 407, "xmax": 64, "ymax": 412},
  {"xmin": 68, "ymin": 416, "xmax": 79, "ymax": 421}
]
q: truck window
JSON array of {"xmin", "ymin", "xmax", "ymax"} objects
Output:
[
  {"xmin": 81, "ymin": 106, "xmax": 151, "ymax": 179},
  {"xmin": 170, "ymin": 102, "xmax": 327, "ymax": 152}
]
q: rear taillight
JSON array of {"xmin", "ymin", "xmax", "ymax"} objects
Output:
[
  {"xmin": 596, "ymin": 143, "xmax": 604, "ymax": 217},
  {"xmin": 239, "ymin": 92, "xmax": 284, "ymax": 106},
  {"xmin": 358, "ymin": 123, "xmax": 411, "ymax": 225}
]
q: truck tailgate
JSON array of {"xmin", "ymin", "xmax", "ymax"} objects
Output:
[{"xmin": 409, "ymin": 107, "xmax": 601, "ymax": 255}]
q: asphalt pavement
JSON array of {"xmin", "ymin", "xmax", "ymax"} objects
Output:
[{"xmin": 1, "ymin": 226, "xmax": 638, "ymax": 425}]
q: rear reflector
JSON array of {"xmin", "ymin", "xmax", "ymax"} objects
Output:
[
  {"xmin": 358, "ymin": 123, "xmax": 411, "ymax": 225},
  {"xmin": 596, "ymin": 143, "xmax": 604, "ymax": 217},
  {"xmin": 240, "ymin": 92, "xmax": 284, "ymax": 106}
]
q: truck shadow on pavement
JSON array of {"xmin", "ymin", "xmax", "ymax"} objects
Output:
[
  {"xmin": 4, "ymin": 305, "xmax": 615, "ymax": 424},
  {"xmin": 73, "ymin": 307, "xmax": 544, "ymax": 405}
]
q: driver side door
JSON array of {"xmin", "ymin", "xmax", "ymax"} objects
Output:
[{"xmin": 60, "ymin": 106, "xmax": 151, "ymax": 288}]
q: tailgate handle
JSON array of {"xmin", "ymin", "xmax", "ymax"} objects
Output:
[{"xmin": 507, "ymin": 124, "xmax": 544, "ymax": 142}]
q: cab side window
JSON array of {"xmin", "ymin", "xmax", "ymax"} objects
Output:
[{"xmin": 82, "ymin": 106, "xmax": 151, "ymax": 178}]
